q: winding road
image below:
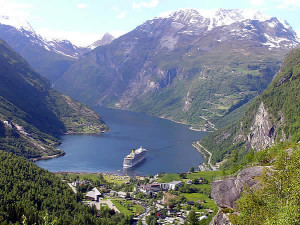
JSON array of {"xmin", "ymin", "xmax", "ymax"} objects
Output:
[{"xmin": 193, "ymin": 141, "xmax": 218, "ymax": 170}]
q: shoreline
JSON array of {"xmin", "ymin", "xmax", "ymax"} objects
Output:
[
  {"xmin": 192, "ymin": 141, "xmax": 218, "ymax": 171},
  {"xmin": 32, "ymin": 129, "xmax": 109, "ymax": 163},
  {"xmin": 158, "ymin": 116, "xmax": 213, "ymax": 132},
  {"xmin": 29, "ymin": 151, "xmax": 66, "ymax": 162}
]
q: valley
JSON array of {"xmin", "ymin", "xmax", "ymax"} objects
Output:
[{"xmin": 0, "ymin": 3, "xmax": 299, "ymax": 225}]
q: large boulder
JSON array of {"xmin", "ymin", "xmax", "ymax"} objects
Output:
[
  {"xmin": 211, "ymin": 166, "xmax": 264, "ymax": 209},
  {"xmin": 210, "ymin": 166, "xmax": 266, "ymax": 225}
]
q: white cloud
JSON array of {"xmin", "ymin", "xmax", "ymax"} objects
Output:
[
  {"xmin": 117, "ymin": 11, "xmax": 127, "ymax": 19},
  {"xmin": 296, "ymin": 29, "xmax": 300, "ymax": 40},
  {"xmin": 159, "ymin": 10, "xmax": 172, "ymax": 17},
  {"xmin": 249, "ymin": 0, "xmax": 265, "ymax": 6},
  {"xmin": 76, "ymin": 3, "xmax": 88, "ymax": 9},
  {"xmin": 113, "ymin": 7, "xmax": 127, "ymax": 19},
  {"xmin": 0, "ymin": 0, "xmax": 33, "ymax": 18},
  {"xmin": 110, "ymin": 30, "xmax": 127, "ymax": 38},
  {"xmin": 276, "ymin": 0, "xmax": 300, "ymax": 8},
  {"xmin": 37, "ymin": 28, "xmax": 128, "ymax": 47},
  {"xmin": 37, "ymin": 28, "xmax": 101, "ymax": 47},
  {"xmin": 132, "ymin": 0, "xmax": 159, "ymax": 9}
]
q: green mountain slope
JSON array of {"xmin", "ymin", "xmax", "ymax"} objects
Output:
[
  {"xmin": 200, "ymin": 47, "xmax": 300, "ymax": 166},
  {"xmin": 0, "ymin": 39, "xmax": 108, "ymax": 159},
  {"xmin": 54, "ymin": 9, "xmax": 298, "ymax": 130},
  {"xmin": 0, "ymin": 150, "xmax": 131, "ymax": 224}
]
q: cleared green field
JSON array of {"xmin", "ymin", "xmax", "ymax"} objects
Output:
[
  {"xmin": 104, "ymin": 175, "xmax": 130, "ymax": 185},
  {"xmin": 157, "ymin": 173, "xmax": 180, "ymax": 183},
  {"xmin": 186, "ymin": 171, "xmax": 224, "ymax": 182},
  {"xmin": 111, "ymin": 200, "xmax": 132, "ymax": 216},
  {"xmin": 55, "ymin": 172, "xmax": 129, "ymax": 185},
  {"xmin": 111, "ymin": 199, "xmax": 144, "ymax": 216},
  {"xmin": 183, "ymin": 193, "xmax": 217, "ymax": 211},
  {"xmin": 157, "ymin": 170, "xmax": 224, "ymax": 183}
]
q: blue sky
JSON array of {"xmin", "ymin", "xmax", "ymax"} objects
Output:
[{"xmin": 0, "ymin": 0, "xmax": 299, "ymax": 46}]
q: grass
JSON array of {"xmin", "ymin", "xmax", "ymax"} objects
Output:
[
  {"xmin": 111, "ymin": 199, "xmax": 144, "ymax": 216},
  {"xmin": 183, "ymin": 193, "xmax": 217, "ymax": 211},
  {"xmin": 103, "ymin": 175, "xmax": 130, "ymax": 185},
  {"xmin": 191, "ymin": 184, "xmax": 211, "ymax": 192},
  {"xmin": 186, "ymin": 171, "xmax": 224, "ymax": 183},
  {"xmin": 55, "ymin": 172, "xmax": 130, "ymax": 185},
  {"xmin": 183, "ymin": 193, "xmax": 210, "ymax": 202},
  {"xmin": 157, "ymin": 171, "xmax": 224, "ymax": 183},
  {"xmin": 132, "ymin": 204, "xmax": 144, "ymax": 215},
  {"xmin": 157, "ymin": 174, "xmax": 181, "ymax": 183},
  {"xmin": 111, "ymin": 200, "xmax": 132, "ymax": 216}
]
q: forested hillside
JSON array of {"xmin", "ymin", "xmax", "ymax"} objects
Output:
[
  {"xmin": 0, "ymin": 39, "xmax": 108, "ymax": 159},
  {"xmin": 200, "ymin": 47, "xmax": 300, "ymax": 169},
  {"xmin": 0, "ymin": 151, "xmax": 131, "ymax": 224},
  {"xmin": 55, "ymin": 9, "xmax": 298, "ymax": 130}
]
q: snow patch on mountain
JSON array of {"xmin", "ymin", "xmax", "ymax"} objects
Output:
[
  {"xmin": 160, "ymin": 8, "xmax": 272, "ymax": 31},
  {"xmin": 155, "ymin": 8, "xmax": 299, "ymax": 49},
  {"xmin": 0, "ymin": 15, "xmax": 34, "ymax": 32},
  {"xmin": 0, "ymin": 15, "xmax": 82, "ymax": 58}
]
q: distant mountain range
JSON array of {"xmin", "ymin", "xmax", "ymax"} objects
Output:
[
  {"xmin": 0, "ymin": 39, "xmax": 108, "ymax": 159},
  {"xmin": 53, "ymin": 8, "xmax": 299, "ymax": 129},
  {"xmin": 0, "ymin": 9, "xmax": 299, "ymax": 130},
  {"xmin": 0, "ymin": 16, "xmax": 114, "ymax": 82}
]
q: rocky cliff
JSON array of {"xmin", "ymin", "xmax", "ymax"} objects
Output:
[
  {"xmin": 200, "ymin": 47, "xmax": 300, "ymax": 164},
  {"xmin": 210, "ymin": 166, "xmax": 265, "ymax": 225}
]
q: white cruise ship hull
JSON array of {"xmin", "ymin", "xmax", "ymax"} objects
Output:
[{"xmin": 123, "ymin": 147, "xmax": 147, "ymax": 168}]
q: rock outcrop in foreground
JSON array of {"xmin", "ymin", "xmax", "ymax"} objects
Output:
[{"xmin": 210, "ymin": 166, "xmax": 265, "ymax": 225}]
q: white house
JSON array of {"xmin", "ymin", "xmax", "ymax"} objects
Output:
[
  {"xmin": 161, "ymin": 180, "xmax": 183, "ymax": 190},
  {"xmin": 117, "ymin": 191, "xmax": 127, "ymax": 198},
  {"xmin": 85, "ymin": 187, "xmax": 101, "ymax": 201}
]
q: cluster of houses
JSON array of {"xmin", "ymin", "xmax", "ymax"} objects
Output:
[
  {"xmin": 68, "ymin": 174, "xmax": 213, "ymax": 224},
  {"xmin": 138, "ymin": 180, "xmax": 183, "ymax": 195},
  {"xmin": 78, "ymin": 180, "xmax": 183, "ymax": 202}
]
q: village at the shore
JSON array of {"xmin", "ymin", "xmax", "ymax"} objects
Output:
[{"xmin": 58, "ymin": 168, "xmax": 221, "ymax": 225}]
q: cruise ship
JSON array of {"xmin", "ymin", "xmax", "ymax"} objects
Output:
[{"xmin": 123, "ymin": 147, "xmax": 147, "ymax": 168}]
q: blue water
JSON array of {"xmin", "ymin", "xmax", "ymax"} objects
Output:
[{"xmin": 36, "ymin": 107, "xmax": 207, "ymax": 176}]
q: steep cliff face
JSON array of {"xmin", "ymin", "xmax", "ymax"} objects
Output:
[
  {"xmin": 200, "ymin": 47, "xmax": 300, "ymax": 164},
  {"xmin": 234, "ymin": 102, "xmax": 284, "ymax": 150},
  {"xmin": 247, "ymin": 103, "xmax": 276, "ymax": 149}
]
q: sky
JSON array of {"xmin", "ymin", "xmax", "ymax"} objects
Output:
[{"xmin": 0, "ymin": 0, "xmax": 299, "ymax": 46}]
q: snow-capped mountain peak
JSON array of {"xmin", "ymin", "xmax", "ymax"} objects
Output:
[
  {"xmin": 88, "ymin": 33, "xmax": 115, "ymax": 50},
  {"xmin": 0, "ymin": 16, "xmax": 87, "ymax": 59},
  {"xmin": 0, "ymin": 15, "xmax": 34, "ymax": 33},
  {"xmin": 159, "ymin": 8, "xmax": 273, "ymax": 30}
]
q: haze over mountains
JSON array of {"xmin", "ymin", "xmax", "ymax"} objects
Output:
[
  {"xmin": 0, "ymin": 9, "xmax": 299, "ymax": 130},
  {"xmin": 0, "ymin": 39, "xmax": 108, "ymax": 159},
  {"xmin": 0, "ymin": 6, "xmax": 299, "ymax": 225},
  {"xmin": 0, "ymin": 16, "xmax": 114, "ymax": 82},
  {"xmin": 55, "ymin": 8, "xmax": 299, "ymax": 129}
]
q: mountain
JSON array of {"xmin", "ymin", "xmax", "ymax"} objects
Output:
[
  {"xmin": 0, "ymin": 16, "xmax": 89, "ymax": 82},
  {"xmin": 54, "ymin": 8, "xmax": 299, "ymax": 130},
  {"xmin": 88, "ymin": 33, "xmax": 115, "ymax": 49},
  {"xmin": 200, "ymin": 47, "xmax": 300, "ymax": 166},
  {"xmin": 0, "ymin": 39, "xmax": 108, "ymax": 159}
]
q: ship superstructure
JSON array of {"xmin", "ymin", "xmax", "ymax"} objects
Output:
[{"xmin": 123, "ymin": 147, "xmax": 147, "ymax": 168}]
